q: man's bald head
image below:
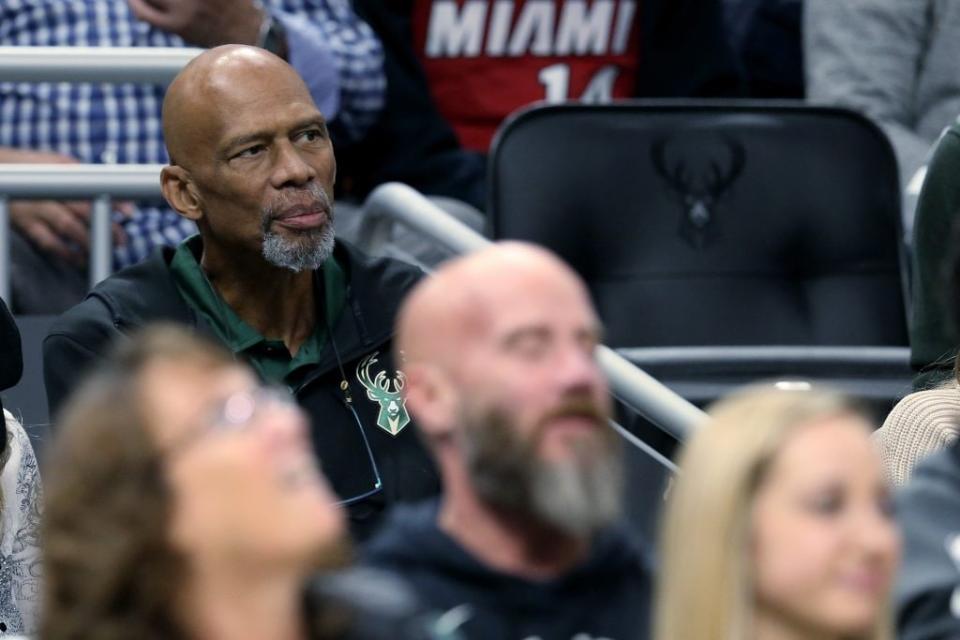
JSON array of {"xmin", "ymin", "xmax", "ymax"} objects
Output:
[
  {"xmin": 398, "ymin": 243, "xmax": 620, "ymax": 537},
  {"xmin": 396, "ymin": 242, "xmax": 594, "ymax": 372},
  {"xmin": 162, "ymin": 45, "xmax": 312, "ymax": 168}
]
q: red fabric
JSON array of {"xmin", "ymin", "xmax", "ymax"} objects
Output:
[{"xmin": 413, "ymin": 0, "xmax": 641, "ymax": 152}]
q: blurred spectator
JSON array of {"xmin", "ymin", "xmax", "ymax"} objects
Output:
[
  {"xmin": 336, "ymin": 0, "xmax": 743, "ymax": 210},
  {"xmin": 894, "ymin": 435, "xmax": 960, "ymax": 637},
  {"xmin": 1, "ymin": 0, "xmax": 384, "ymax": 313},
  {"xmin": 724, "ymin": 0, "xmax": 803, "ymax": 98},
  {"xmin": 42, "ymin": 324, "xmax": 443, "ymax": 640},
  {"xmin": 874, "ymin": 204, "xmax": 960, "ymax": 483},
  {"xmin": 805, "ymin": 0, "xmax": 960, "ymax": 235},
  {"xmin": 336, "ymin": 1, "xmax": 487, "ymax": 212},
  {"xmin": 875, "ymin": 383, "xmax": 960, "ymax": 485},
  {"xmin": 0, "ymin": 412, "xmax": 40, "ymax": 638},
  {"xmin": 909, "ymin": 131, "xmax": 960, "ymax": 388},
  {"xmin": 0, "ymin": 299, "xmax": 41, "ymax": 636},
  {"xmin": 43, "ymin": 46, "xmax": 439, "ymax": 540},
  {"xmin": 365, "ymin": 242, "xmax": 653, "ymax": 639},
  {"xmin": 655, "ymin": 386, "xmax": 899, "ymax": 640}
]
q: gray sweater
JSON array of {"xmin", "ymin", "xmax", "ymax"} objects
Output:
[{"xmin": 805, "ymin": 0, "xmax": 960, "ymax": 190}]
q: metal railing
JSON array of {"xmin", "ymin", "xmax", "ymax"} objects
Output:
[
  {"xmin": 0, "ymin": 45, "xmax": 200, "ymax": 299},
  {"xmin": 0, "ymin": 164, "xmax": 164, "ymax": 299},
  {"xmin": 359, "ymin": 182, "xmax": 707, "ymax": 443},
  {"xmin": 0, "ymin": 46, "xmax": 200, "ymax": 84}
]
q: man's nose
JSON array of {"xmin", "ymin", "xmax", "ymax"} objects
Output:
[
  {"xmin": 271, "ymin": 141, "xmax": 316, "ymax": 188},
  {"xmin": 556, "ymin": 346, "xmax": 607, "ymax": 394}
]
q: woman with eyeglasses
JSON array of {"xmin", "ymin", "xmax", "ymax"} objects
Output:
[
  {"xmin": 41, "ymin": 324, "xmax": 448, "ymax": 640},
  {"xmin": 654, "ymin": 385, "xmax": 900, "ymax": 640}
]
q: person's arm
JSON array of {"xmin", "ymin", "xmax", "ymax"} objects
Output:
[
  {"xmin": 126, "ymin": 0, "xmax": 385, "ymax": 142},
  {"xmin": 910, "ymin": 127, "xmax": 960, "ymax": 381},
  {"xmin": 277, "ymin": 2, "xmax": 385, "ymax": 142},
  {"xmin": 804, "ymin": 0, "xmax": 932, "ymax": 184},
  {"xmin": 0, "ymin": 148, "xmax": 128, "ymax": 265},
  {"xmin": 896, "ymin": 450, "xmax": 960, "ymax": 639},
  {"xmin": 42, "ymin": 306, "xmax": 119, "ymax": 421}
]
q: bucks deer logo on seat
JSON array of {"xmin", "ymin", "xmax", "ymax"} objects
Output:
[
  {"xmin": 651, "ymin": 135, "xmax": 746, "ymax": 249},
  {"xmin": 356, "ymin": 352, "xmax": 410, "ymax": 436}
]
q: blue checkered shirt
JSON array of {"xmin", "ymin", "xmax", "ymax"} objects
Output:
[{"xmin": 0, "ymin": 0, "xmax": 384, "ymax": 268}]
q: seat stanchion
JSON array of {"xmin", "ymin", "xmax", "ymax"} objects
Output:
[
  {"xmin": 89, "ymin": 195, "xmax": 112, "ymax": 289},
  {"xmin": 0, "ymin": 197, "xmax": 8, "ymax": 305}
]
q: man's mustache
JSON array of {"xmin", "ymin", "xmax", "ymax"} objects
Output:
[
  {"xmin": 261, "ymin": 184, "xmax": 332, "ymax": 230},
  {"xmin": 537, "ymin": 397, "xmax": 609, "ymax": 429}
]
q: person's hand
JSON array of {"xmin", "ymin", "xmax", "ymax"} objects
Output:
[
  {"xmin": 0, "ymin": 149, "xmax": 131, "ymax": 266},
  {"xmin": 126, "ymin": 0, "xmax": 265, "ymax": 49}
]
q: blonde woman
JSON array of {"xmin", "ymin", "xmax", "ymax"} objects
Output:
[{"xmin": 655, "ymin": 386, "xmax": 899, "ymax": 640}]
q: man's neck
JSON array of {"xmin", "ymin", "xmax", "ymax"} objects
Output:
[
  {"xmin": 202, "ymin": 245, "xmax": 317, "ymax": 355},
  {"xmin": 438, "ymin": 483, "xmax": 589, "ymax": 581},
  {"xmin": 179, "ymin": 562, "xmax": 306, "ymax": 640}
]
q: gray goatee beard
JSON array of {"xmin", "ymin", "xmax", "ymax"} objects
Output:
[
  {"xmin": 260, "ymin": 184, "xmax": 335, "ymax": 272},
  {"xmin": 461, "ymin": 403, "xmax": 624, "ymax": 538}
]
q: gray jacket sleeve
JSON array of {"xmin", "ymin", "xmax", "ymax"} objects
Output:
[
  {"xmin": 896, "ymin": 447, "xmax": 960, "ymax": 639},
  {"xmin": 804, "ymin": 0, "xmax": 933, "ymax": 183}
]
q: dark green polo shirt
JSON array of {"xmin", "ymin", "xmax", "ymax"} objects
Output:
[{"xmin": 169, "ymin": 235, "xmax": 346, "ymax": 388}]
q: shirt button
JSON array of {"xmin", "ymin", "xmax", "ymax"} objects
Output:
[{"xmin": 100, "ymin": 149, "xmax": 118, "ymax": 164}]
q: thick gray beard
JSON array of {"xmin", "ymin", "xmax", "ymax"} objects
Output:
[
  {"xmin": 261, "ymin": 184, "xmax": 335, "ymax": 272},
  {"xmin": 529, "ymin": 445, "xmax": 624, "ymax": 538},
  {"xmin": 261, "ymin": 223, "xmax": 335, "ymax": 273},
  {"xmin": 461, "ymin": 408, "xmax": 624, "ymax": 538}
]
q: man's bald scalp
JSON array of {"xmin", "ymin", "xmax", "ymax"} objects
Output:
[
  {"xmin": 396, "ymin": 242, "xmax": 586, "ymax": 370},
  {"xmin": 161, "ymin": 45, "xmax": 306, "ymax": 167}
]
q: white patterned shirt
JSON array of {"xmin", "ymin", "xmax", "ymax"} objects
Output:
[{"xmin": 0, "ymin": 412, "xmax": 41, "ymax": 636}]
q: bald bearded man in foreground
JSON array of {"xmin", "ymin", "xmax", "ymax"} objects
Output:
[
  {"xmin": 364, "ymin": 242, "xmax": 653, "ymax": 640},
  {"xmin": 43, "ymin": 45, "xmax": 439, "ymax": 540}
]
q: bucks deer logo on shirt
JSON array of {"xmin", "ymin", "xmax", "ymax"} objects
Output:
[{"xmin": 356, "ymin": 352, "xmax": 410, "ymax": 436}]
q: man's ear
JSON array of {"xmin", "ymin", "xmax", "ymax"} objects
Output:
[
  {"xmin": 403, "ymin": 363, "xmax": 457, "ymax": 443},
  {"xmin": 161, "ymin": 165, "xmax": 203, "ymax": 222}
]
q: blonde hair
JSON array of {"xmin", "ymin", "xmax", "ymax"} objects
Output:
[{"xmin": 653, "ymin": 386, "xmax": 894, "ymax": 640}]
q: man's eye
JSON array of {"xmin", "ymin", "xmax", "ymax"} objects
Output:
[
  {"xmin": 298, "ymin": 129, "xmax": 326, "ymax": 143},
  {"xmin": 509, "ymin": 336, "xmax": 550, "ymax": 359},
  {"xmin": 235, "ymin": 145, "xmax": 265, "ymax": 159}
]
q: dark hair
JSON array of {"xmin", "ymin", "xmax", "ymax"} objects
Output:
[
  {"xmin": 41, "ymin": 325, "xmax": 236, "ymax": 640},
  {"xmin": 945, "ymin": 217, "xmax": 960, "ymax": 386},
  {"xmin": 0, "ymin": 296, "xmax": 23, "ymax": 457}
]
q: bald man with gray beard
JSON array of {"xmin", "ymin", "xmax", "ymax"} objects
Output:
[
  {"xmin": 363, "ymin": 242, "xmax": 653, "ymax": 640},
  {"xmin": 43, "ymin": 46, "xmax": 439, "ymax": 541}
]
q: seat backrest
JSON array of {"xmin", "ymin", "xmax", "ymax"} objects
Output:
[{"xmin": 488, "ymin": 102, "xmax": 908, "ymax": 348}]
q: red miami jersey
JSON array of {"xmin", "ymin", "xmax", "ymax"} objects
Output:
[{"xmin": 412, "ymin": 0, "xmax": 641, "ymax": 152}]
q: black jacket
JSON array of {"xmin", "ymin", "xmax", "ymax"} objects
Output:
[
  {"xmin": 43, "ymin": 241, "xmax": 440, "ymax": 540},
  {"xmin": 363, "ymin": 499, "xmax": 653, "ymax": 640},
  {"xmin": 896, "ymin": 442, "xmax": 960, "ymax": 640}
]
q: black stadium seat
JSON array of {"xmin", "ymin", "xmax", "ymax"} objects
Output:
[{"xmin": 489, "ymin": 102, "xmax": 912, "ymax": 414}]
